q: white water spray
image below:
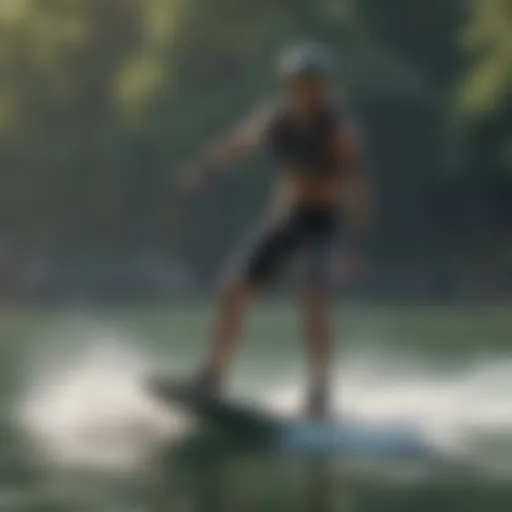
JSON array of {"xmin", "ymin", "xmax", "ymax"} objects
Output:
[
  {"xmin": 18, "ymin": 335, "xmax": 188, "ymax": 473},
  {"xmin": 16, "ymin": 332, "xmax": 512, "ymax": 475}
]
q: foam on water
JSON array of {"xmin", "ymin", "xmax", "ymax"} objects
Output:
[
  {"xmin": 18, "ymin": 336, "xmax": 189, "ymax": 473},
  {"xmin": 267, "ymin": 350, "xmax": 512, "ymax": 468},
  {"xmin": 17, "ymin": 333, "xmax": 512, "ymax": 475}
]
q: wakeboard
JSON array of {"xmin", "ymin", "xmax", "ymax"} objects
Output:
[
  {"xmin": 146, "ymin": 375, "xmax": 433, "ymax": 458},
  {"xmin": 146, "ymin": 375, "xmax": 286, "ymax": 441}
]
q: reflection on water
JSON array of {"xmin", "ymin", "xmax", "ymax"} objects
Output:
[
  {"xmin": 151, "ymin": 456, "xmax": 343, "ymax": 512},
  {"xmin": 12, "ymin": 334, "xmax": 512, "ymax": 510},
  {"xmin": 148, "ymin": 455, "xmax": 512, "ymax": 512}
]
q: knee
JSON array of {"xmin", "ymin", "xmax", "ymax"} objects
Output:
[
  {"xmin": 219, "ymin": 278, "xmax": 251, "ymax": 308},
  {"xmin": 302, "ymin": 285, "xmax": 330, "ymax": 312}
]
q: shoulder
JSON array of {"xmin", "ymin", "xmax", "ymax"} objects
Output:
[
  {"xmin": 237, "ymin": 98, "xmax": 284, "ymax": 138},
  {"xmin": 246, "ymin": 98, "xmax": 291, "ymax": 142},
  {"xmin": 231, "ymin": 100, "xmax": 281, "ymax": 144}
]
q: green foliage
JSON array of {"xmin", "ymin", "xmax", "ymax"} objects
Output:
[
  {"xmin": 461, "ymin": 0, "xmax": 512, "ymax": 116},
  {"xmin": 0, "ymin": 0, "xmax": 509, "ymax": 274},
  {"xmin": 457, "ymin": 0, "xmax": 512, "ymax": 182}
]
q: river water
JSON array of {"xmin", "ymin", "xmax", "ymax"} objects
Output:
[{"xmin": 4, "ymin": 303, "xmax": 512, "ymax": 511}]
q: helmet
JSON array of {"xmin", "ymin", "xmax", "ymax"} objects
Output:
[{"xmin": 278, "ymin": 42, "xmax": 331, "ymax": 80}]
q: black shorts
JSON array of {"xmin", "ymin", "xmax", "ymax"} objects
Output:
[{"xmin": 223, "ymin": 206, "xmax": 340, "ymax": 289}]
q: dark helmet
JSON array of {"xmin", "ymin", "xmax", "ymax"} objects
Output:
[{"xmin": 278, "ymin": 42, "xmax": 331, "ymax": 80}]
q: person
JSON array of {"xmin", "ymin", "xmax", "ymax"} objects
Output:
[{"xmin": 175, "ymin": 43, "xmax": 370, "ymax": 420}]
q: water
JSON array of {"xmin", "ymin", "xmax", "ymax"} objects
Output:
[{"xmin": 3, "ymin": 303, "xmax": 512, "ymax": 510}]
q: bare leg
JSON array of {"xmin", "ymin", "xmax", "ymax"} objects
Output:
[
  {"xmin": 301, "ymin": 285, "xmax": 333, "ymax": 419},
  {"xmin": 149, "ymin": 279, "xmax": 254, "ymax": 403},
  {"xmin": 196, "ymin": 212, "xmax": 295, "ymax": 393},
  {"xmin": 207, "ymin": 279, "xmax": 253, "ymax": 380},
  {"xmin": 190, "ymin": 278, "xmax": 254, "ymax": 394}
]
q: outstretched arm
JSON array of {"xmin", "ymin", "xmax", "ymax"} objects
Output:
[{"xmin": 178, "ymin": 105, "xmax": 274, "ymax": 191}]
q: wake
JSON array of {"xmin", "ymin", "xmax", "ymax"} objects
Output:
[
  {"xmin": 18, "ymin": 337, "xmax": 188, "ymax": 473},
  {"xmin": 17, "ymin": 334, "xmax": 512, "ymax": 476},
  {"xmin": 269, "ymin": 351, "xmax": 512, "ymax": 473}
]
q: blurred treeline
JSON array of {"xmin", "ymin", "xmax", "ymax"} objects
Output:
[{"xmin": 0, "ymin": 0, "xmax": 510, "ymax": 297}]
